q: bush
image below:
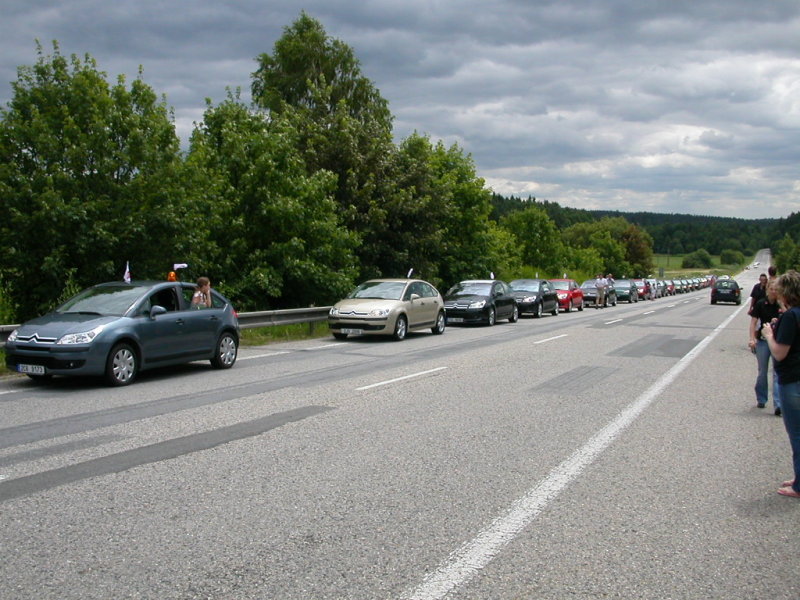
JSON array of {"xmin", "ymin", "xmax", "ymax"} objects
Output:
[
  {"xmin": 682, "ymin": 249, "xmax": 713, "ymax": 269},
  {"xmin": 719, "ymin": 249, "xmax": 744, "ymax": 265}
]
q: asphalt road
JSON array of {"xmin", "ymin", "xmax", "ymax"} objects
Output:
[{"xmin": 1, "ymin": 254, "xmax": 797, "ymax": 599}]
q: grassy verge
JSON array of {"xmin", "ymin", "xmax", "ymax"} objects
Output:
[{"xmin": 238, "ymin": 321, "xmax": 331, "ymax": 346}]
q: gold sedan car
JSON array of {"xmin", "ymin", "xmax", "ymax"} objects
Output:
[{"xmin": 328, "ymin": 279, "xmax": 446, "ymax": 341}]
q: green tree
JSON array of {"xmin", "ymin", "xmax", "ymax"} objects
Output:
[
  {"xmin": 500, "ymin": 205, "xmax": 563, "ymax": 273},
  {"xmin": 774, "ymin": 234, "xmax": 800, "ymax": 273},
  {"xmin": 681, "ymin": 248, "xmax": 714, "ymax": 269},
  {"xmin": 719, "ymin": 249, "xmax": 744, "ymax": 265},
  {"xmin": 251, "ymin": 13, "xmax": 396, "ymax": 276},
  {"xmin": 186, "ymin": 94, "xmax": 359, "ymax": 310},
  {"xmin": 0, "ymin": 42, "xmax": 191, "ymax": 320}
]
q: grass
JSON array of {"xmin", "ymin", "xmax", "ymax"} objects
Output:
[
  {"xmin": 653, "ymin": 253, "xmax": 750, "ymax": 278},
  {"xmin": 238, "ymin": 321, "xmax": 331, "ymax": 346}
]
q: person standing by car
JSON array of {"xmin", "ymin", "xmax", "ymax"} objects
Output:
[
  {"xmin": 761, "ymin": 270, "xmax": 800, "ymax": 498},
  {"xmin": 192, "ymin": 276, "xmax": 213, "ymax": 309},
  {"xmin": 749, "ymin": 280, "xmax": 782, "ymax": 414},
  {"xmin": 594, "ymin": 274, "xmax": 606, "ymax": 309},
  {"xmin": 750, "ymin": 273, "xmax": 768, "ymax": 311}
]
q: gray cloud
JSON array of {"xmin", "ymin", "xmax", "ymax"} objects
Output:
[{"xmin": 1, "ymin": 0, "xmax": 798, "ymax": 218}]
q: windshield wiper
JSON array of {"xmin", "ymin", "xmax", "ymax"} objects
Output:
[{"xmin": 62, "ymin": 311, "xmax": 104, "ymax": 316}]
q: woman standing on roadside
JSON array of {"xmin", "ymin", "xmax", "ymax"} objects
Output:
[{"xmin": 762, "ymin": 270, "xmax": 800, "ymax": 498}]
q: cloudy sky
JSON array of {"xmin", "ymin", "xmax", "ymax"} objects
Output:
[{"xmin": 2, "ymin": 1, "xmax": 798, "ymax": 219}]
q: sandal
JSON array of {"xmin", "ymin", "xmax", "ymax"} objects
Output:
[
  {"xmin": 777, "ymin": 486, "xmax": 800, "ymax": 498},
  {"xmin": 783, "ymin": 479, "xmax": 795, "ymax": 487}
]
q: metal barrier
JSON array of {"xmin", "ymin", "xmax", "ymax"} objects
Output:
[{"xmin": 0, "ymin": 306, "xmax": 332, "ymax": 343}]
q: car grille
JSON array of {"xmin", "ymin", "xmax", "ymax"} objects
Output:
[
  {"xmin": 6, "ymin": 354, "xmax": 85, "ymax": 370},
  {"xmin": 444, "ymin": 301, "xmax": 472, "ymax": 309},
  {"xmin": 336, "ymin": 309, "xmax": 369, "ymax": 317},
  {"xmin": 13, "ymin": 333, "xmax": 58, "ymax": 344}
]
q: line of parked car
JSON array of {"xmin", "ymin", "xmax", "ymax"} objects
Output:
[{"xmin": 327, "ymin": 274, "xmax": 717, "ymax": 342}]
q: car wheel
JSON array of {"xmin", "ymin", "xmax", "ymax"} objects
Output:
[
  {"xmin": 711, "ymin": 300, "xmax": 716, "ymax": 305},
  {"xmin": 566, "ymin": 300, "xmax": 572, "ymax": 313},
  {"xmin": 509, "ymin": 304, "xmax": 519, "ymax": 323},
  {"xmin": 333, "ymin": 332, "xmax": 348, "ymax": 340},
  {"xmin": 211, "ymin": 332, "xmax": 238, "ymax": 369},
  {"xmin": 551, "ymin": 303, "xmax": 559, "ymax": 316},
  {"xmin": 534, "ymin": 303, "xmax": 542, "ymax": 318},
  {"xmin": 105, "ymin": 343, "xmax": 138, "ymax": 386},
  {"xmin": 393, "ymin": 315, "xmax": 408, "ymax": 340},
  {"xmin": 578, "ymin": 300, "xmax": 584, "ymax": 311},
  {"xmin": 486, "ymin": 307, "xmax": 496, "ymax": 326},
  {"xmin": 612, "ymin": 297, "xmax": 617, "ymax": 306},
  {"xmin": 432, "ymin": 311, "xmax": 446, "ymax": 335}
]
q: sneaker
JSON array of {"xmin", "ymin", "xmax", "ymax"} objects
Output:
[
  {"xmin": 757, "ymin": 403, "xmax": 765, "ymax": 408},
  {"xmin": 775, "ymin": 408, "xmax": 782, "ymax": 416}
]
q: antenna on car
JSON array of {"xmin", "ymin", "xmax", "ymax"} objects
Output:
[{"xmin": 407, "ymin": 268, "xmax": 414, "ymax": 278}]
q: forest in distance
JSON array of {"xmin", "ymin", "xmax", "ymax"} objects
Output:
[{"xmin": 2, "ymin": 12, "xmax": 799, "ymax": 324}]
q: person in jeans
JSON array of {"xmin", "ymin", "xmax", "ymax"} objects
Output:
[
  {"xmin": 762, "ymin": 270, "xmax": 800, "ymax": 498},
  {"xmin": 749, "ymin": 280, "xmax": 782, "ymax": 414}
]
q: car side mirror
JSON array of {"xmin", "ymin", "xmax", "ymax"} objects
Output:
[
  {"xmin": 150, "ymin": 305, "xmax": 167, "ymax": 319},
  {"xmin": 410, "ymin": 293, "xmax": 421, "ymax": 301}
]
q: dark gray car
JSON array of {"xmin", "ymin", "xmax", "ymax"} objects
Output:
[{"xmin": 4, "ymin": 281, "xmax": 239, "ymax": 386}]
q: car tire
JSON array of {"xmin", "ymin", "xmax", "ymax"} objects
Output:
[
  {"xmin": 432, "ymin": 311, "xmax": 446, "ymax": 335},
  {"xmin": 486, "ymin": 307, "xmax": 496, "ymax": 326},
  {"xmin": 565, "ymin": 300, "xmax": 572, "ymax": 313},
  {"xmin": 211, "ymin": 332, "xmax": 238, "ymax": 369},
  {"xmin": 509, "ymin": 304, "xmax": 519, "ymax": 323},
  {"xmin": 333, "ymin": 332, "xmax": 348, "ymax": 340},
  {"xmin": 711, "ymin": 300, "xmax": 716, "ymax": 305},
  {"xmin": 578, "ymin": 301, "xmax": 583, "ymax": 311},
  {"xmin": 551, "ymin": 303, "xmax": 558, "ymax": 316},
  {"xmin": 534, "ymin": 303, "xmax": 542, "ymax": 318},
  {"xmin": 105, "ymin": 343, "xmax": 138, "ymax": 386},
  {"xmin": 393, "ymin": 315, "xmax": 408, "ymax": 340}
]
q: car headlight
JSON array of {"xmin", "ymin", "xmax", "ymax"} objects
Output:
[
  {"xmin": 523, "ymin": 295, "xmax": 537, "ymax": 303},
  {"xmin": 557, "ymin": 293, "xmax": 568, "ymax": 299},
  {"xmin": 468, "ymin": 300, "xmax": 486, "ymax": 309},
  {"xmin": 56, "ymin": 325, "xmax": 105, "ymax": 345},
  {"xmin": 368, "ymin": 308, "xmax": 390, "ymax": 318},
  {"xmin": 329, "ymin": 307, "xmax": 339, "ymax": 317},
  {"xmin": 7, "ymin": 329, "xmax": 18, "ymax": 342}
]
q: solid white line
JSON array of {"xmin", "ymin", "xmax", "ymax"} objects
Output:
[
  {"xmin": 643, "ymin": 310, "xmax": 655, "ymax": 315},
  {"xmin": 402, "ymin": 302, "xmax": 747, "ymax": 600},
  {"xmin": 0, "ymin": 390, "xmax": 19, "ymax": 396},
  {"xmin": 238, "ymin": 351, "xmax": 291, "ymax": 361},
  {"xmin": 604, "ymin": 319, "xmax": 622, "ymax": 325},
  {"xmin": 533, "ymin": 334, "xmax": 567, "ymax": 345},
  {"xmin": 356, "ymin": 367, "xmax": 447, "ymax": 391},
  {"xmin": 303, "ymin": 344, "xmax": 340, "ymax": 350}
]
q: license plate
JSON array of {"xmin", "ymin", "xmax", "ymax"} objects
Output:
[
  {"xmin": 341, "ymin": 328, "xmax": 363, "ymax": 335},
  {"xmin": 17, "ymin": 364, "xmax": 45, "ymax": 375},
  {"xmin": 448, "ymin": 317, "xmax": 464, "ymax": 323}
]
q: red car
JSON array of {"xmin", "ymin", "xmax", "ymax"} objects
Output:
[
  {"xmin": 633, "ymin": 278, "xmax": 648, "ymax": 300},
  {"xmin": 548, "ymin": 278, "xmax": 585, "ymax": 312}
]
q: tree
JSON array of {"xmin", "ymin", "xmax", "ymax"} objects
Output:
[
  {"xmin": 681, "ymin": 249, "xmax": 714, "ymax": 269},
  {"xmin": 0, "ymin": 42, "xmax": 191, "ymax": 320},
  {"xmin": 500, "ymin": 205, "xmax": 563, "ymax": 273},
  {"xmin": 719, "ymin": 249, "xmax": 744, "ymax": 265},
  {"xmin": 185, "ymin": 94, "xmax": 359, "ymax": 309},
  {"xmin": 251, "ymin": 13, "xmax": 396, "ymax": 277}
]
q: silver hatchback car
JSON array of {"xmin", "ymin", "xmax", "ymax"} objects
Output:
[
  {"xmin": 328, "ymin": 278, "xmax": 446, "ymax": 340},
  {"xmin": 4, "ymin": 281, "xmax": 239, "ymax": 386}
]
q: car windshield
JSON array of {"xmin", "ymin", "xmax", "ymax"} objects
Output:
[
  {"xmin": 614, "ymin": 280, "xmax": 631, "ymax": 286},
  {"xmin": 348, "ymin": 281, "xmax": 407, "ymax": 300},
  {"xmin": 56, "ymin": 285, "xmax": 146, "ymax": 316},
  {"xmin": 580, "ymin": 281, "xmax": 596, "ymax": 289},
  {"xmin": 510, "ymin": 281, "xmax": 540, "ymax": 292},
  {"xmin": 716, "ymin": 281, "xmax": 738, "ymax": 289},
  {"xmin": 447, "ymin": 282, "xmax": 492, "ymax": 296},
  {"xmin": 550, "ymin": 281, "xmax": 571, "ymax": 291}
]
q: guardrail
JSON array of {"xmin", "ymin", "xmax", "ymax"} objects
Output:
[{"xmin": 0, "ymin": 306, "xmax": 333, "ymax": 344}]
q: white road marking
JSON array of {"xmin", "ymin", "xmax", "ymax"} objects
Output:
[
  {"xmin": 533, "ymin": 334, "xmax": 567, "ymax": 345},
  {"xmin": 0, "ymin": 389, "xmax": 19, "ymax": 396},
  {"xmin": 643, "ymin": 310, "xmax": 655, "ymax": 315},
  {"xmin": 402, "ymin": 302, "xmax": 747, "ymax": 600},
  {"xmin": 356, "ymin": 367, "xmax": 448, "ymax": 391},
  {"xmin": 238, "ymin": 351, "xmax": 291, "ymax": 361},
  {"xmin": 303, "ymin": 344, "xmax": 340, "ymax": 350},
  {"xmin": 604, "ymin": 319, "xmax": 622, "ymax": 325}
]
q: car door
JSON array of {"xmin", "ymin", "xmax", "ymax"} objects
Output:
[
  {"xmin": 493, "ymin": 282, "xmax": 513, "ymax": 319},
  {"xmin": 135, "ymin": 286, "xmax": 188, "ymax": 365},
  {"xmin": 178, "ymin": 284, "xmax": 223, "ymax": 357},
  {"xmin": 541, "ymin": 281, "xmax": 557, "ymax": 312}
]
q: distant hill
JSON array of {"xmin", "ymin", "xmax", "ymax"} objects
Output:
[{"xmin": 490, "ymin": 194, "xmax": 787, "ymax": 256}]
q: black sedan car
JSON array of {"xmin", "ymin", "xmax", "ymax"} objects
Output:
[
  {"xmin": 444, "ymin": 280, "xmax": 518, "ymax": 326},
  {"xmin": 612, "ymin": 279, "xmax": 639, "ymax": 303},
  {"xmin": 710, "ymin": 279, "xmax": 741, "ymax": 305},
  {"xmin": 580, "ymin": 280, "xmax": 617, "ymax": 308},
  {"xmin": 509, "ymin": 279, "xmax": 559, "ymax": 318},
  {"xmin": 5, "ymin": 281, "xmax": 240, "ymax": 386}
]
